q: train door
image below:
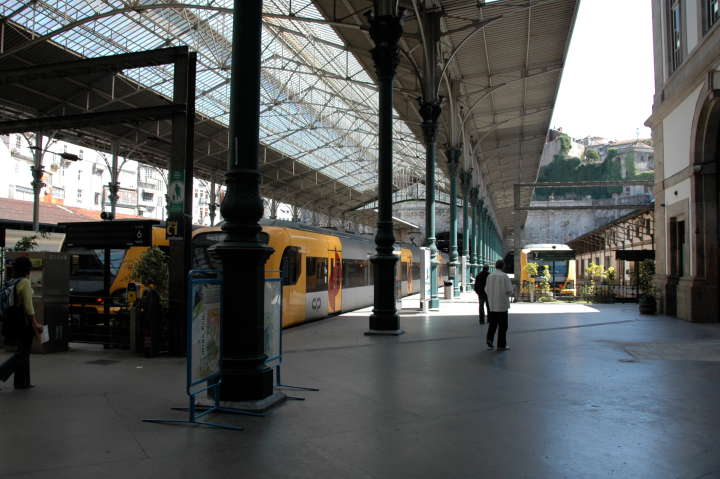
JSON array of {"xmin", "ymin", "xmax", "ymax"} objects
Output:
[
  {"xmin": 279, "ymin": 245, "xmax": 304, "ymax": 327},
  {"xmin": 328, "ymin": 247, "xmax": 342, "ymax": 314}
]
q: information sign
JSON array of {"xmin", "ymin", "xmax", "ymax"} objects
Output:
[
  {"xmin": 190, "ymin": 282, "xmax": 221, "ymax": 384},
  {"xmin": 168, "ymin": 170, "xmax": 186, "ymax": 214},
  {"xmin": 264, "ymin": 278, "xmax": 282, "ymax": 366},
  {"xmin": 61, "ymin": 220, "xmax": 157, "ymax": 248},
  {"xmin": 166, "ymin": 220, "xmax": 180, "ymax": 239}
]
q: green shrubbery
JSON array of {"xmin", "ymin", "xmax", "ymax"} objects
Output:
[
  {"xmin": 535, "ymin": 146, "xmax": 654, "ymax": 200},
  {"xmin": 131, "ymin": 247, "xmax": 169, "ymax": 307}
]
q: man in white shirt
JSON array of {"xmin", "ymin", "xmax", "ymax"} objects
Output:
[{"xmin": 484, "ymin": 259, "xmax": 513, "ymax": 350}]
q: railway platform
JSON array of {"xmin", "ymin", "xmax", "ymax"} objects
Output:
[{"xmin": 1, "ymin": 295, "xmax": 719, "ymax": 478}]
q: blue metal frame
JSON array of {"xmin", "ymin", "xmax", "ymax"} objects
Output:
[
  {"xmin": 143, "ymin": 269, "xmax": 255, "ymax": 431},
  {"xmin": 264, "ymin": 273, "xmax": 319, "ymax": 393},
  {"xmin": 142, "ymin": 268, "xmax": 320, "ymax": 429}
]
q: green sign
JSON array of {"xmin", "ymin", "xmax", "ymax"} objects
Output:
[{"xmin": 168, "ymin": 170, "xmax": 185, "ymax": 214}]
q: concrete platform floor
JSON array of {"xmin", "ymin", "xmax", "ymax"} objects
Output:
[{"xmin": 2, "ymin": 294, "xmax": 720, "ymax": 478}]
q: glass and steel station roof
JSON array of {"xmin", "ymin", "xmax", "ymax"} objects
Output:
[
  {"xmin": 0, "ymin": 1, "xmax": 579, "ymax": 238},
  {"xmin": 0, "ymin": 0, "xmax": 427, "ymax": 216}
]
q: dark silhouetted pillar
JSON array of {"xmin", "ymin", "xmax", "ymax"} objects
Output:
[
  {"xmin": 366, "ymin": 0, "xmax": 404, "ymax": 335},
  {"xmin": 210, "ymin": 0, "xmax": 275, "ymax": 402}
]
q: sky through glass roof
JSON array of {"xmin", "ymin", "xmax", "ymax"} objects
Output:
[{"xmin": 0, "ymin": 0, "xmax": 430, "ymax": 194}]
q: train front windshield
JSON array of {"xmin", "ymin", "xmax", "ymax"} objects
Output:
[
  {"xmin": 530, "ymin": 258, "xmax": 569, "ymax": 288},
  {"xmin": 67, "ymin": 248, "xmax": 127, "ymax": 297}
]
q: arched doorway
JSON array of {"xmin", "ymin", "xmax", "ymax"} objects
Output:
[{"xmin": 689, "ymin": 84, "xmax": 720, "ymax": 322}]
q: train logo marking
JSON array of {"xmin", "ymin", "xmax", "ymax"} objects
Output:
[{"xmin": 311, "ymin": 297, "xmax": 322, "ymax": 310}]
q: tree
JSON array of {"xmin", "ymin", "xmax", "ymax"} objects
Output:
[
  {"xmin": 584, "ymin": 148, "xmax": 600, "ymax": 163},
  {"xmin": 13, "ymin": 235, "xmax": 40, "ymax": 251},
  {"xmin": 540, "ymin": 265, "xmax": 552, "ymax": 296},
  {"xmin": 131, "ymin": 247, "xmax": 169, "ymax": 307},
  {"xmin": 558, "ymin": 133, "xmax": 572, "ymax": 155},
  {"xmin": 623, "ymin": 151, "xmax": 637, "ymax": 178}
]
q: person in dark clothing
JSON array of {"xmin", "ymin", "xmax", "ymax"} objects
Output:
[
  {"xmin": 474, "ymin": 265, "xmax": 490, "ymax": 324},
  {"xmin": 0, "ymin": 256, "xmax": 42, "ymax": 390}
]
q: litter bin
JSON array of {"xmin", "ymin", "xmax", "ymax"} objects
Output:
[{"xmin": 444, "ymin": 280, "xmax": 453, "ymax": 299}]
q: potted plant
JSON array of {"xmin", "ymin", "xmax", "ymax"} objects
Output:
[
  {"xmin": 523, "ymin": 262, "xmax": 539, "ymax": 302},
  {"xmin": 638, "ymin": 258, "xmax": 656, "ymax": 314},
  {"xmin": 539, "ymin": 264, "xmax": 553, "ymax": 300}
]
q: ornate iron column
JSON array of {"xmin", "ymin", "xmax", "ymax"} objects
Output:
[
  {"xmin": 419, "ymin": 7, "xmax": 442, "ymax": 310},
  {"xmin": 420, "ymin": 99, "xmax": 442, "ymax": 309},
  {"xmin": 480, "ymin": 204, "xmax": 487, "ymax": 266},
  {"xmin": 460, "ymin": 170, "xmax": 472, "ymax": 289},
  {"xmin": 30, "ymin": 133, "xmax": 44, "ymax": 232},
  {"xmin": 209, "ymin": 179, "xmax": 217, "ymax": 226},
  {"xmin": 106, "ymin": 140, "xmax": 120, "ymax": 220},
  {"xmin": 366, "ymin": 0, "xmax": 404, "ymax": 335},
  {"xmin": 446, "ymin": 148, "xmax": 461, "ymax": 297},
  {"xmin": 476, "ymin": 197, "xmax": 484, "ymax": 274},
  {"xmin": 209, "ymin": 0, "xmax": 277, "ymax": 403},
  {"xmin": 470, "ymin": 187, "xmax": 479, "ymax": 278}
]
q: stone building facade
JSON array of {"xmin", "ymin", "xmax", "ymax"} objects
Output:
[{"xmin": 646, "ymin": 0, "xmax": 720, "ymax": 321}]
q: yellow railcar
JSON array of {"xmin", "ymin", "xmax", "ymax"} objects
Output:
[
  {"xmin": 519, "ymin": 244, "xmax": 577, "ymax": 296},
  {"xmin": 67, "ymin": 219, "xmax": 432, "ymax": 328}
]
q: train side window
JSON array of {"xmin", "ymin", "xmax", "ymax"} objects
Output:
[
  {"xmin": 281, "ymin": 247, "xmax": 300, "ymax": 286},
  {"xmin": 306, "ymin": 256, "xmax": 328, "ymax": 292},
  {"xmin": 342, "ymin": 259, "xmax": 369, "ymax": 288}
]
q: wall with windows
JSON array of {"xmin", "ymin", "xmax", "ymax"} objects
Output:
[
  {"xmin": 648, "ymin": 0, "xmax": 720, "ymax": 321},
  {"xmin": 0, "ymin": 133, "xmax": 210, "ymax": 225}
]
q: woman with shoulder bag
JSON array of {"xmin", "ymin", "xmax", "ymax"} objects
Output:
[{"xmin": 0, "ymin": 256, "xmax": 43, "ymax": 390}]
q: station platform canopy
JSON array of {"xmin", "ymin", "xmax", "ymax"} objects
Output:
[
  {"xmin": 0, "ymin": 1, "xmax": 578, "ymax": 236},
  {"xmin": 313, "ymin": 0, "xmax": 579, "ymax": 243}
]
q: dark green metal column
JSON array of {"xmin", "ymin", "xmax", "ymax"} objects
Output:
[
  {"xmin": 106, "ymin": 140, "xmax": 120, "ymax": 220},
  {"xmin": 419, "ymin": 7, "xmax": 442, "ymax": 310},
  {"xmin": 470, "ymin": 188, "xmax": 478, "ymax": 278},
  {"xmin": 366, "ymin": 0, "xmax": 403, "ymax": 335},
  {"xmin": 476, "ymin": 197, "xmax": 484, "ymax": 273},
  {"xmin": 492, "ymin": 225, "xmax": 498, "ymax": 264},
  {"xmin": 447, "ymin": 148, "xmax": 460, "ymax": 297},
  {"xmin": 210, "ymin": 0, "xmax": 275, "ymax": 402},
  {"xmin": 421, "ymin": 101, "xmax": 441, "ymax": 309},
  {"xmin": 481, "ymin": 204, "xmax": 488, "ymax": 266},
  {"xmin": 460, "ymin": 170, "xmax": 471, "ymax": 290},
  {"xmin": 30, "ymin": 133, "xmax": 44, "ymax": 232}
]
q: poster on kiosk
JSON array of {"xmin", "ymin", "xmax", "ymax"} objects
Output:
[{"xmin": 419, "ymin": 247, "xmax": 431, "ymax": 313}]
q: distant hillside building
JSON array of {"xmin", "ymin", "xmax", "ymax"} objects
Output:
[
  {"xmin": 646, "ymin": 0, "xmax": 720, "ymax": 322},
  {"xmin": 523, "ymin": 131, "xmax": 655, "ymax": 247}
]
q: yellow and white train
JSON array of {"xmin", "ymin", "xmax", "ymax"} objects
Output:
[{"xmin": 67, "ymin": 219, "xmax": 448, "ymax": 328}]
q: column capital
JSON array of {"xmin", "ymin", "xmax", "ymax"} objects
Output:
[
  {"xmin": 418, "ymin": 99, "xmax": 442, "ymax": 145},
  {"xmin": 368, "ymin": 12, "xmax": 403, "ymax": 82},
  {"xmin": 30, "ymin": 165, "xmax": 45, "ymax": 191},
  {"xmin": 445, "ymin": 147, "xmax": 461, "ymax": 176}
]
